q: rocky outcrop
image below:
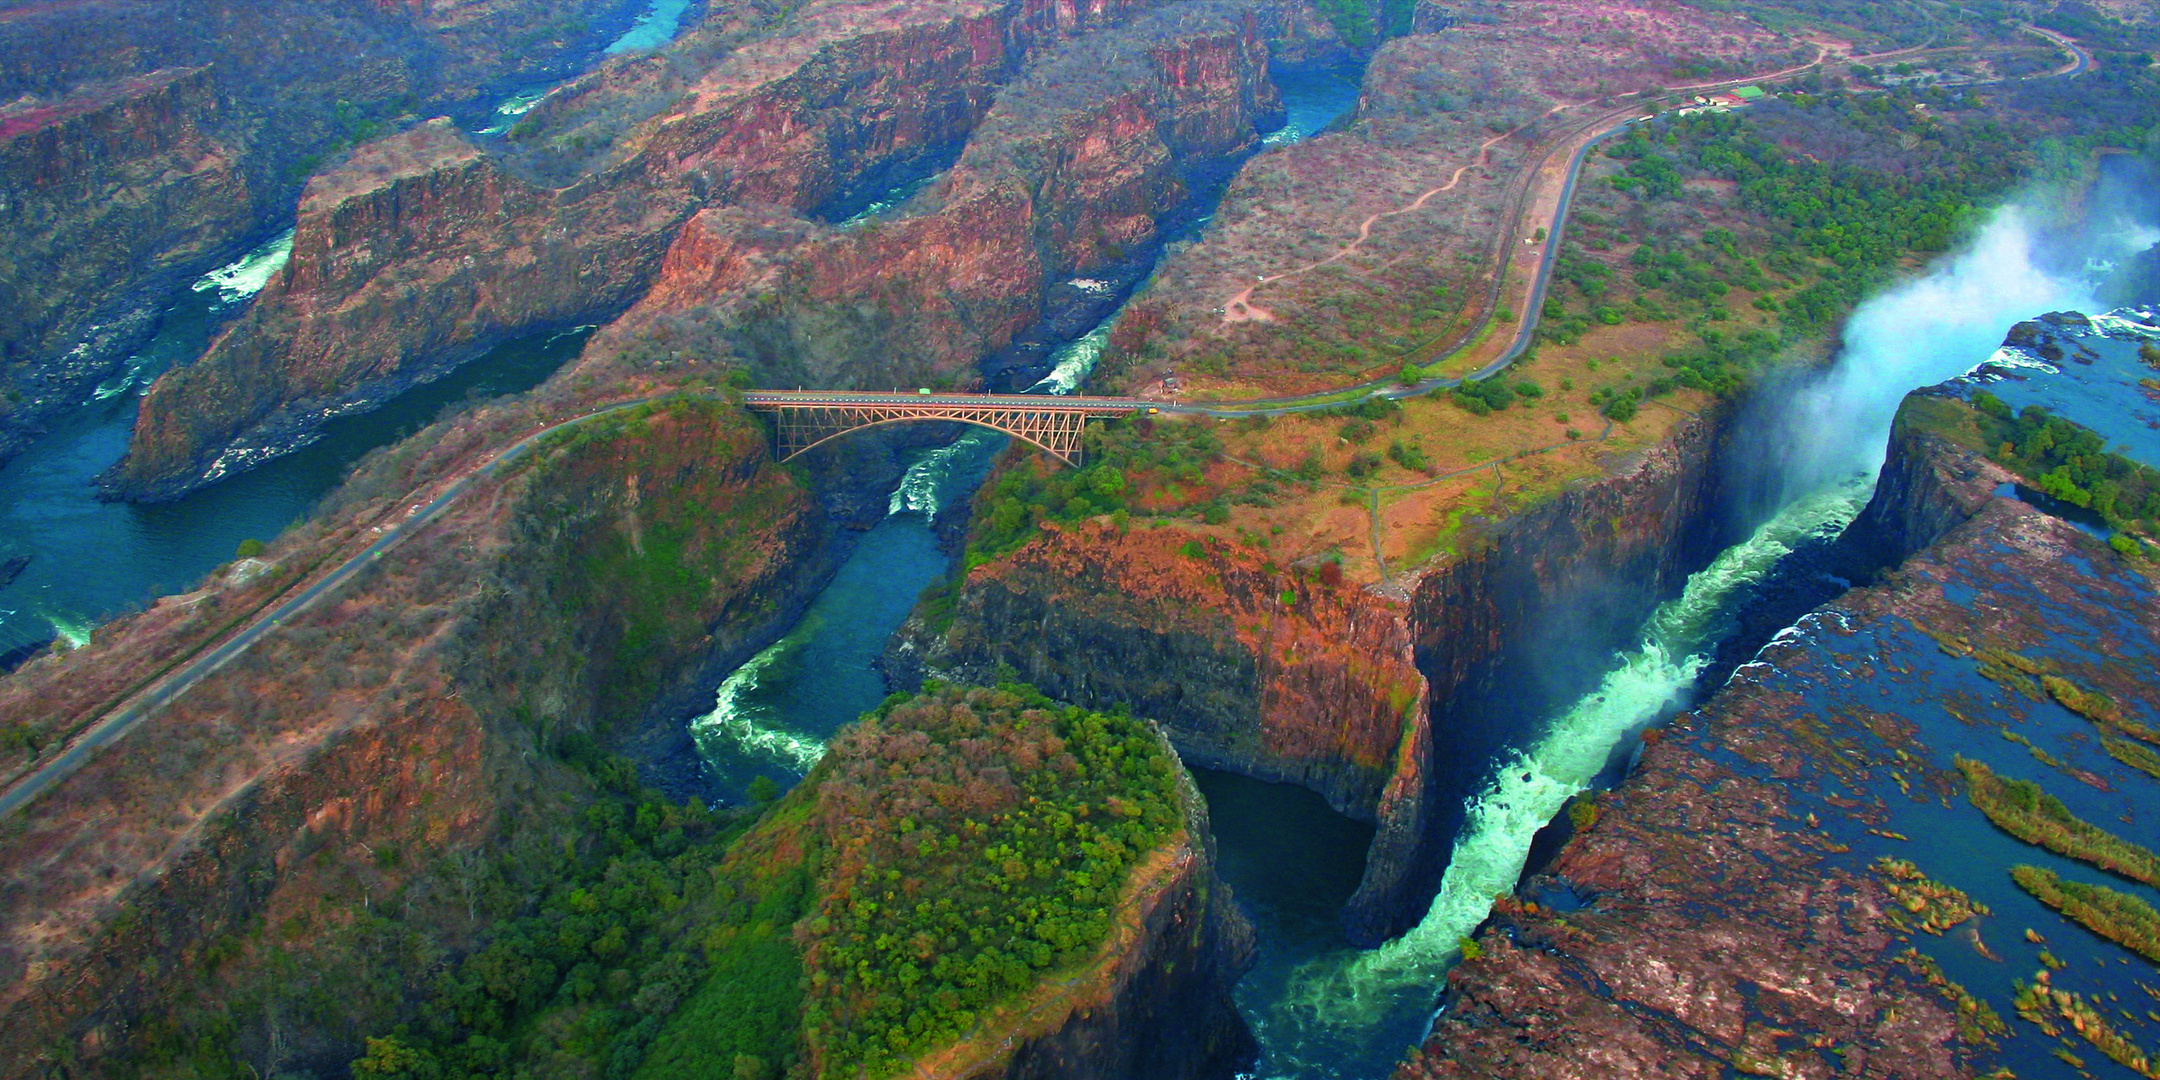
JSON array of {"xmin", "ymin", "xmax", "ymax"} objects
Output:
[
  {"xmin": 101, "ymin": 0, "xmax": 1209, "ymax": 500},
  {"xmin": 989, "ymin": 770, "xmax": 1258, "ymax": 1080},
  {"xmin": 585, "ymin": 1, "xmax": 1283, "ymax": 390},
  {"xmin": 109, "ymin": 119, "xmax": 685, "ymax": 499},
  {"xmin": 0, "ymin": 398, "xmax": 837, "ymax": 1077},
  {"xmin": 0, "ymin": 68, "xmax": 253, "ymax": 455},
  {"xmin": 896, "ymin": 411, "xmax": 1731, "ymax": 943},
  {"xmin": 1854, "ymin": 393, "xmax": 2011, "ymax": 558},
  {"xmin": 0, "ymin": 0, "xmax": 650, "ymax": 464}
]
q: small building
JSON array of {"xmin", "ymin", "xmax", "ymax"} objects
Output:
[{"xmin": 1732, "ymin": 85, "xmax": 1766, "ymax": 101}]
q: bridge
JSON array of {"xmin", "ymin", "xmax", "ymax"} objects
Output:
[{"xmin": 742, "ymin": 390, "xmax": 1157, "ymax": 466}]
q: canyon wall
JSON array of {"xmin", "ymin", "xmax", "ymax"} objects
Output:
[
  {"xmin": 0, "ymin": 0, "xmax": 647, "ymax": 461},
  {"xmin": 895, "ymin": 410, "xmax": 1732, "ymax": 943},
  {"xmin": 0, "ymin": 397, "xmax": 835, "ymax": 1077},
  {"xmin": 583, "ymin": 0, "xmax": 1283, "ymax": 391},
  {"xmin": 0, "ymin": 67, "xmax": 254, "ymax": 452},
  {"xmin": 1406, "ymin": 387, "xmax": 2143, "ymax": 1080},
  {"xmin": 103, "ymin": 0, "xmax": 1242, "ymax": 501}
]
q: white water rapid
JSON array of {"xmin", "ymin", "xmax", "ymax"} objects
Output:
[
  {"xmin": 1249, "ymin": 198, "xmax": 2138, "ymax": 1077},
  {"xmin": 192, "ymin": 229, "xmax": 295, "ymax": 306},
  {"xmin": 689, "ymin": 618, "xmax": 831, "ymax": 774}
]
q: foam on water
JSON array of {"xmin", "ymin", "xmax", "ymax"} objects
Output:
[
  {"xmin": 477, "ymin": 88, "xmax": 551, "ymax": 135},
  {"xmin": 1236, "ymin": 480, "xmax": 1867, "ymax": 1077},
  {"xmin": 192, "ymin": 229, "xmax": 294, "ymax": 306},
  {"xmin": 890, "ymin": 432, "xmax": 995, "ymax": 516},
  {"xmin": 689, "ymin": 623, "xmax": 830, "ymax": 774},
  {"xmin": 1028, "ymin": 322, "xmax": 1111, "ymax": 396}
]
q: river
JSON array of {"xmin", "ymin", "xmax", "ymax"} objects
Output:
[
  {"xmin": 0, "ymin": 235, "xmax": 590, "ymax": 663},
  {"xmin": 678, "ymin": 107, "xmax": 2154, "ymax": 1080},
  {"xmin": 0, "ymin": 0, "xmax": 723, "ymax": 662},
  {"xmin": 678, "ymin": 62, "xmax": 1367, "ymax": 805}
]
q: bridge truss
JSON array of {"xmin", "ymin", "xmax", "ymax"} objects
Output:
[{"xmin": 747, "ymin": 395, "xmax": 1148, "ymax": 467}]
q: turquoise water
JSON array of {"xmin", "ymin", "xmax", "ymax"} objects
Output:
[
  {"xmin": 0, "ymin": 237, "xmax": 587, "ymax": 659},
  {"xmin": 680, "ymin": 66, "xmax": 1370, "ymax": 802},
  {"xmin": 604, "ymin": 0, "xmax": 692, "ymax": 54}
]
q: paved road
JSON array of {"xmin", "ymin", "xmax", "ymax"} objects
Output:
[
  {"xmin": 0, "ymin": 26, "xmax": 2098, "ymax": 820},
  {"xmin": 743, "ymin": 390, "xmax": 1154, "ymax": 411},
  {"xmin": 0, "ymin": 394, "xmax": 708, "ymax": 819}
]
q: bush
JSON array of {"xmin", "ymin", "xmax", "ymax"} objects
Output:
[
  {"xmin": 1959, "ymin": 757, "xmax": 2160, "ymax": 886},
  {"xmin": 1452, "ymin": 378, "xmax": 1517, "ymax": 414},
  {"xmin": 235, "ymin": 538, "xmax": 267, "ymax": 559},
  {"xmin": 1387, "ymin": 440, "xmax": 1430, "ymax": 473},
  {"xmin": 801, "ymin": 685, "xmax": 1183, "ymax": 1077}
]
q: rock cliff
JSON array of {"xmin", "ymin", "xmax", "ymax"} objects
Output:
[
  {"xmin": 0, "ymin": 67, "xmax": 253, "ymax": 455},
  {"xmin": 0, "ymin": 0, "xmax": 649, "ymax": 463},
  {"xmin": 0, "ymin": 397, "xmax": 836, "ymax": 1077},
  {"xmin": 103, "ymin": 0, "xmax": 1238, "ymax": 500},
  {"xmin": 894, "ymin": 410, "xmax": 1731, "ymax": 943},
  {"xmin": 582, "ymin": 1, "xmax": 1282, "ymax": 391}
]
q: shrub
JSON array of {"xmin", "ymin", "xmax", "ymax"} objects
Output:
[
  {"xmin": 801, "ymin": 685, "xmax": 1183, "ymax": 1077},
  {"xmin": 1959, "ymin": 757, "xmax": 2160, "ymax": 885},
  {"xmin": 235, "ymin": 538, "xmax": 267, "ymax": 559}
]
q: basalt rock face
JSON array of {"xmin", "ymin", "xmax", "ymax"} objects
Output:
[
  {"xmin": 1405, "ymin": 395, "xmax": 2157, "ymax": 1080},
  {"xmin": 0, "ymin": 400, "xmax": 836, "ymax": 1077},
  {"xmin": 585, "ymin": 1, "xmax": 1282, "ymax": 390},
  {"xmin": 0, "ymin": 0, "xmax": 647, "ymax": 464},
  {"xmin": 1362, "ymin": 413, "xmax": 1731, "ymax": 940},
  {"xmin": 1855, "ymin": 396, "xmax": 2006, "ymax": 558},
  {"xmin": 109, "ymin": 118, "xmax": 684, "ymax": 499},
  {"xmin": 102, "ymin": 0, "xmax": 1202, "ymax": 501},
  {"xmin": 895, "ymin": 412, "xmax": 1730, "ymax": 943},
  {"xmin": 0, "ymin": 67, "xmax": 253, "ymax": 457}
]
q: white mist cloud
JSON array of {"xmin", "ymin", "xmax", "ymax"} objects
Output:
[{"xmin": 1771, "ymin": 204, "xmax": 2099, "ymax": 500}]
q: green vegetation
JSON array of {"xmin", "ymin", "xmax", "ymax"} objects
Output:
[
  {"xmin": 1449, "ymin": 377, "xmax": 1545, "ymax": 416},
  {"xmin": 1958, "ymin": 757, "xmax": 2160, "ymax": 886},
  {"xmin": 969, "ymin": 399, "xmax": 1408, "ymax": 561},
  {"xmin": 234, "ymin": 538, "xmax": 266, "ymax": 559},
  {"xmin": 1311, "ymin": 0, "xmax": 1417, "ymax": 50},
  {"xmin": 326, "ymin": 683, "xmax": 1186, "ymax": 1080},
  {"xmin": 1969, "ymin": 391, "xmax": 2160, "ymax": 540},
  {"xmin": 1549, "ymin": 69, "xmax": 2160, "ymax": 405},
  {"xmin": 2014, "ymin": 964, "xmax": 2160, "ymax": 1075},
  {"xmin": 800, "ymin": 683, "xmax": 1184, "ymax": 1078},
  {"xmin": 1874, "ymin": 857, "xmax": 1988, "ymax": 934},
  {"xmin": 513, "ymin": 399, "xmax": 805, "ymax": 730},
  {"xmin": 1899, "ymin": 948, "xmax": 2006, "ymax": 1047},
  {"xmin": 2013, "ymin": 866, "xmax": 2160, "ymax": 964},
  {"xmin": 339, "ymin": 745, "xmax": 802, "ymax": 1080},
  {"xmin": 2105, "ymin": 736, "xmax": 2160, "ymax": 781}
]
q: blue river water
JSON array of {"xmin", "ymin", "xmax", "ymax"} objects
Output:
[
  {"xmin": 0, "ymin": 234, "xmax": 588, "ymax": 660},
  {"xmin": 680, "ymin": 62, "xmax": 1369, "ymax": 805}
]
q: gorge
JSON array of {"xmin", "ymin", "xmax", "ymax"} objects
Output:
[{"xmin": 2, "ymin": 2, "xmax": 2160, "ymax": 1079}]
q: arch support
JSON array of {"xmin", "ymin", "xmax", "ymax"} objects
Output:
[{"xmin": 753, "ymin": 400, "xmax": 1134, "ymax": 466}]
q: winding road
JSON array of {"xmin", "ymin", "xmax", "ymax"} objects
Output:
[{"xmin": 0, "ymin": 25, "xmax": 2093, "ymax": 821}]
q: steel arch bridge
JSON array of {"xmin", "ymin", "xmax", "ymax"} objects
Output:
[{"xmin": 741, "ymin": 391, "xmax": 1156, "ymax": 466}]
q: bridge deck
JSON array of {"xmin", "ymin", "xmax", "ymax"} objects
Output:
[
  {"xmin": 741, "ymin": 390, "xmax": 1156, "ymax": 465},
  {"xmin": 741, "ymin": 390, "xmax": 1155, "ymax": 410}
]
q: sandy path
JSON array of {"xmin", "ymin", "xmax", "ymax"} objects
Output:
[{"xmin": 1221, "ymin": 109, "xmax": 1564, "ymax": 324}]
